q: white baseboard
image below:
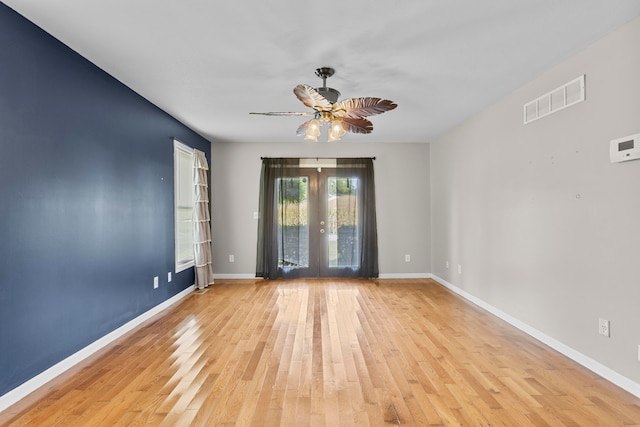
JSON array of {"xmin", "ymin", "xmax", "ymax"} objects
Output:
[
  {"xmin": 213, "ymin": 273, "xmax": 260, "ymax": 279},
  {"xmin": 0, "ymin": 285, "xmax": 195, "ymax": 413},
  {"xmin": 213, "ymin": 273, "xmax": 432, "ymax": 280},
  {"xmin": 430, "ymin": 275, "xmax": 640, "ymax": 399},
  {"xmin": 378, "ymin": 273, "xmax": 432, "ymax": 279}
]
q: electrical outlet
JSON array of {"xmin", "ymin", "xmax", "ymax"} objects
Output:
[
  {"xmin": 637, "ymin": 345, "xmax": 640, "ymax": 361},
  {"xmin": 253, "ymin": 212, "xmax": 259, "ymax": 219},
  {"xmin": 445, "ymin": 260, "xmax": 449, "ymax": 269},
  {"xmin": 458, "ymin": 264, "xmax": 462, "ymax": 274},
  {"xmin": 229, "ymin": 254, "xmax": 235, "ymax": 263},
  {"xmin": 153, "ymin": 276, "xmax": 159, "ymax": 289},
  {"xmin": 168, "ymin": 272, "xmax": 172, "ymax": 283},
  {"xmin": 405, "ymin": 254, "xmax": 411, "ymax": 263},
  {"xmin": 598, "ymin": 318, "xmax": 610, "ymax": 337}
]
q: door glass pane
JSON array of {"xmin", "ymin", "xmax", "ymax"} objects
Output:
[
  {"xmin": 327, "ymin": 177, "xmax": 360, "ymax": 268},
  {"xmin": 276, "ymin": 177, "xmax": 309, "ymax": 268}
]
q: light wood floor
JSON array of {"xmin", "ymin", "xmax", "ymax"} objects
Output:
[{"xmin": 2, "ymin": 278, "xmax": 639, "ymax": 426}]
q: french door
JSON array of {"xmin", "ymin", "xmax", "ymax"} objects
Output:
[{"xmin": 275, "ymin": 167, "xmax": 361, "ymax": 278}]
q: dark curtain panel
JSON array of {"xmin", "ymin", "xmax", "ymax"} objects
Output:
[
  {"xmin": 337, "ymin": 158, "xmax": 379, "ymax": 278},
  {"xmin": 255, "ymin": 158, "xmax": 301, "ymax": 279},
  {"xmin": 256, "ymin": 157, "xmax": 378, "ymax": 279}
]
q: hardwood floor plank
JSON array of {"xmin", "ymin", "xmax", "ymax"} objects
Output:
[{"xmin": 2, "ymin": 278, "xmax": 640, "ymax": 426}]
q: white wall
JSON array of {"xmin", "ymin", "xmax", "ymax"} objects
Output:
[
  {"xmin": 210, "ymin": 141, "xmax": 430, "ymax": 278},
  {"xmin": 431, "ymin": 16, "xmax": 640, "ymax": 384}
]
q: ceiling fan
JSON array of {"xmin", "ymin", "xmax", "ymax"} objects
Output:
[{"xmin": 250, "ymin": 67, "xmax": 397, "ymax": 142}]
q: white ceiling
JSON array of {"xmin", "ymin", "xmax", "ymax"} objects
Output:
[{"xmin": 4, "ymin": 1, "xmax": 640, "ymax": 144}]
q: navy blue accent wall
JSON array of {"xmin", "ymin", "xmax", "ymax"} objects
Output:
[{"xmin": 0, "ymin": 3, "xmax": 210, "ymax": 396}]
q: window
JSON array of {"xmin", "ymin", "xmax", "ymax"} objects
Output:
[{"xmin": 174, "ymin": 139, "xmax": 194, "ymax": 272}]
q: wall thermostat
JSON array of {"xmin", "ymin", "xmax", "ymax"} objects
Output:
[{"xmin": 610, "ymin": 133, "xmax": 640, "ymax": 163}]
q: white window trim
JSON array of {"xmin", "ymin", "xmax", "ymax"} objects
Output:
[{"xmin": 174, "ymin": 139, "xmax": 194, "ymax": 273}]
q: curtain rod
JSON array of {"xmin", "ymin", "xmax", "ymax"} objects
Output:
[{"xmin": 260, "ymin": 157, "xmax": 375, "ymax": 160}]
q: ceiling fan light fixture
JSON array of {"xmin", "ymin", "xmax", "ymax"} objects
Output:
[
  {"xmin": 327, "ymin": 133, "xmax": 340, "ymax": 143},
  {"xmin": 304, "ymin": 119, "xmax": 321, "ymax": 141},
  {"xmin": 328, "ymin": 120, "xmax": 346, "ymax": 142}
]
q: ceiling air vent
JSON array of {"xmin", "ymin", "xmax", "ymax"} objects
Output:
[{"xmin": 524, "ymin": 75, "xmax": 585, "ymax": 124}]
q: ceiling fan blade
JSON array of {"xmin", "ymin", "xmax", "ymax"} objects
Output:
[
  {"xmin": 250, "ymin": 111, "xmax": 313, "ymax": 116},
  {"xmin": 342, "ymin": 117, "xmax": 373, "ymax": 134},
  {"xmin": 336, "ymin": 97, "xmax": 397, "ymax": 119},
  {"xmin": 293, "ymin": 84, "xmax": 333, "ymax": 112},
  {"xmin": 296, "ymin": 120, "xmax": 311, "ymax": 136}
]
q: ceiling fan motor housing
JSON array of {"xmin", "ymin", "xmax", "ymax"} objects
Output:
[
  {"xmin": 316, "ymin": 87, "xmax": 340, "ymax": 103},
  {"xmin": 314, "ymin": 67, "xmax": 340, "ymax": 103}
]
